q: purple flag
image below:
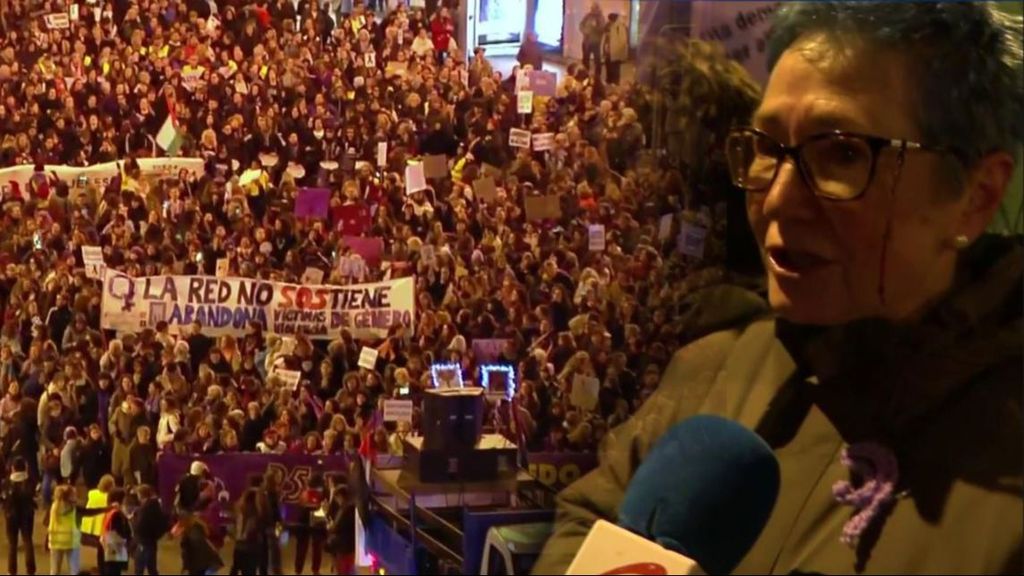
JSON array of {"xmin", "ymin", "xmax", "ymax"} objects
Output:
[
  {"xmin": 527, "ymin": 70, "xmax": 558, "ymax": 98},
  {"xmin": 295, "ymin": 187, "xmax": 331, "ymax": 219},
  {"xmin": 341, "ymin": 236, "xmax": 384, "ymax": 266}
]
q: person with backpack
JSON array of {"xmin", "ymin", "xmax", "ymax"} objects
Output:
[
  {"xmin": 132, "ymin": 484, "xmax": 168, "ymax": 576},
  {"xmin": 100, "ymin": 488, "xmax": 132, "ymax": 576},
  {"xmin": 2, "ymin": 456, "xmax": 37, "ymax": 575}
]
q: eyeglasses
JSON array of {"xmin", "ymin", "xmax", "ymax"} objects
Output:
[{"xmin": 725, "ymin": 127, "xmax": 957, "ymax": 201}]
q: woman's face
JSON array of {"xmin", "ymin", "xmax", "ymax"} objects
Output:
[{"xmin": 746, "ymin": 37, "xmax": 1008, "ymax": 325}]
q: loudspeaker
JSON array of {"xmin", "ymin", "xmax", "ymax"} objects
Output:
[
  {"xmin": 421, "ymin": 388, "xmax": 485, "ymax": 451},
  {"xmin": 403, "ymin": 435, "xmax": 519, "ymax": 484}
]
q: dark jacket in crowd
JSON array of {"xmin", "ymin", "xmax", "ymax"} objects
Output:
[{"xmin": 132, "ymin": 497, "xmax": 169, "ymax": 546}]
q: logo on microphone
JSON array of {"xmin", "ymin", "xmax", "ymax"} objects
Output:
[{"xmin": 601, "ymin": 562, "xmax": 669, "ymax": 575}]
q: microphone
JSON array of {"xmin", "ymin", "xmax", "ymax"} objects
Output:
[{"xmin": 567, "ymin": 415, "xmax": 781, "ymax": 575}]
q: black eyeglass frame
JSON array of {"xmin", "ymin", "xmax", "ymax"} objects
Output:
[{"xmin": 725, "ymin": 126, "xmax": 962, "ymax": 201}]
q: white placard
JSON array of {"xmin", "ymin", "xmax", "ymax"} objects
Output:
[
  {"xmin": 532, "ymin": 133, "xmax": 555, "ymax": 151},
  {"xmin": 69, "ymin": 4, "xmax": 79, "ymax": 20},
  {"xmin": 509, "ymin": 128, "xmax": 531, "ymax": 149},
  {"xmin": 364, "ymin": 51, "xmax": 376, "ymax": 68},
  {"xmin": 44, "ymin": 12, "xmax": 70, "ymax": 29},
  {"xmin": 571, "ymin": 374, "xmax": 600, "ymax": 411},
  {"xmin": 517, "ymin": 90, "xmax": 534, "ymax": 114},
  {"xmin": 377, "ymin": 142, "xmax": 388, "ymax": 168},
  {"xmin": 301, "ymin": 267, "xmax": 324, "ymax": 285},
  {"xmin": 215, "ymin": 258, "xmax": 230, "ymax": 278},
  {"xmin": 383, "ymin": 400, "xmax": 414, "ymax": 423},
  {"xmin": 566, "ymin": 520, "xmax": 700, "ymax": 575},
  {"xmin": 678, "ymin": 222, "xmax": 708, "ymax": 259},
  {"xmin": 272, "ymin": 368, "xmax": 302, "ymax": 390},
  {"xmin": 405, "ymin": 162, "xmax": 427, "ymax": 194},
  {"xmin": 515, "ymin": 70, "xmax": 528, "ymax": 93},
  {"xmin": 81, "ymin": 246, "xmax": 105, "ymax": 279},
  {"xmin": 358, "ymin": 346, "xmax": 379, "ymax": 370},
  {"xmin": 658, "ymin": 214, "xmax": 673, "ymax": 241},
  {"xmin": 279, "ymin": 336, "xmax": 297, "ymax": 357},
  {"xmin": 420, "ymin": 244, "xmax": 436, "ymax": 267},
  {"xmin": 588, "ymin": 225, "xmax": 606, "ymax": 252}
]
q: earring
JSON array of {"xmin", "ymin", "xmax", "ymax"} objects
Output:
[{"xmin": 953, "ymin": 234, "xmax": 970, "ymax": 249}]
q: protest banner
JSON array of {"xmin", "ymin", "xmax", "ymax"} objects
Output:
[
  {"xmin": 517, "ymin": 91, "xmax": 534, "ymax": 114},
  {"xmin": 472, "ymin": 339, "xmax": 509, "ymax": 363},
  {"xmin": 100, "ymin": 272, "xmax": 416, "ymax": 340},
  {"xmin": 526, "ymin": 452, "xmax": 598, "ymax": 491},
  {"xmin": 473, "ymin": 177, "xmax": 497, "ymax": 203},
  {"xmin": 422, "ymin": 155, "xmax": 448, "ymax": 180},
  {"xmin": 588, "ymin": 225, "xmax": 606, "ymax": 252},
  {"xmin": 405, "ymin": 162, "xmax": 427, "ymax": 194},
  {"xmin": 157, "ymin": 453, "xmax": 348, "ymax": 524},
  {"xmin": 524, "ymin": 195, "xmax": 561, "ymax": 221},
  {"xmin": 571, "ymin": 374, "xmax": 600, "ymax": 411},
  {"xmin": 295, "ymin": 187, "xmax": 330, "ymax": 219},
  {"xmin": 509, "ymin": 128, "xmax": 531, "ymax": 149},
  {"xmin": 0, "ymin": 157, "xmax": 204, "ymax": 199},
  {"xmin": 358, "ymin": 346, "xmax": 379, "ymax": 370},
  {"xmin": 383, "ymin": 400, "xmax": 414, "ymax": 423},
  {"xmin": 531, "ymin": 133, "xmax": 555, "ymax": 152},
  {"xmin": 81, "ymin": 246, "xmax": 105, "ymax": 279}
]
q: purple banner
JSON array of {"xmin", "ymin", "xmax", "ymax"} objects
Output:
[
  {"xmin": 158, "ymin": 453, "xmax": 347, "ymax": 524},
  {"xmin": 341, "ymin": 236, "xmax": 384, "ymax": 266},
  {"xmin": 472, "ymin": 338, "xmax": 510, "ymax": 363},
  {"xmin": 525, "ymin": 452, "xmax": 598, "ymax": 491},
  {"xmin": 527, "ymin": 70, "xmax": 558, "ymax": 98},
  {"xmin": 295, "ymin": 187, "xmax": 331, "ymax": 219}
]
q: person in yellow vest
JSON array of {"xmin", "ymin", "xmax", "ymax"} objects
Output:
[
  {"xmin": 101, "ymin": 488, "xmax": 132, "ymax": 576},
  {"xmin": 81, "ymin": 474, "xmax": 115, "ymax": 569},
  {"xmin": 47, "ymin": 484, "xmax": 109, "ymax": 575}
]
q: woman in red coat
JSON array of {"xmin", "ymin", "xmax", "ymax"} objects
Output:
[{"xmin": 430, "ymin": 7, "xmax": 455, "ymax": 63}]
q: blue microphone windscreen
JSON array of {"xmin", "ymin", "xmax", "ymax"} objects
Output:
[{"xmin": 617, "ymin": 415, "xmax": 781, "ymax": 575}]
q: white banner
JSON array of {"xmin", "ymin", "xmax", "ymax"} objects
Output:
[
  {"xmin": 690, "ymin": 1, "xmax": 780, "ymax": 86},
  {"xmin": 100, "ymin": 273, "xmax": 416, "ymax": 340},
  {"xmin": 509, "ymin": 129, "xmax": 531, "ymax": 149},
  {"xmin": 0, "ymin": 158, "xmax": 205, "ymax": 199}
]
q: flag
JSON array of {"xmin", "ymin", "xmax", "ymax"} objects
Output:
[
  {"xmin": 333, "ymin": 204, "xmax": 372, "ymax": 236},
  {"xmin": 156, "ymin": 115, "xmax": 184, "ymax": 155}
]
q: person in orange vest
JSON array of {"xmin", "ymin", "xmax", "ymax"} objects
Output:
[{"xmin": 100, "ymin": 488, "xmax": 132, "ymax": 576}]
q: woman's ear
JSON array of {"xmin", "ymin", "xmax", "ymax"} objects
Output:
[{"xmin": 959, "ymin": 150, "xmax": 1016, "ymax": 239}]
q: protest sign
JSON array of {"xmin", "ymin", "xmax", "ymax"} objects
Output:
[
  {"xmin": 472, "ymin": 177, "xmax": 497, "ymax": 203},
  {"xmin": 658, "ymin": 214, "xmax": 674, "ymax": 241},
  {"xmin": 376, "ymin": 142, "xmax": 388, "ymax": 167},
  {"xmin": 405, "ymin": 162, "xmax": 427, "ymax": 194},
  {"xmin": 527, "ymin": 70, "xmax": 557, "ymax": 97},
  {"xmin": 571, "ymin": 374, "xmax": 600, "ymax": 411},
  {"xmin": 295, "ymin": 187, "xmax": 330, "ymax": 219},
  {"xmin": 340, "ymin": 236, "xmax": 384, "ymax": 266},
  {"xmin": 524, "ymin": 196, "xmax": 561, "ymax": 221},
  {"xmin": 364, "ymin": 51, "xmax": 376, "ymax": 68},
  {"xmin": 422, "ymin": 154, "xmax": 448, "ymax": 180},
  {"xmin": 588, "ymin": 225, "xmax": 606, "ymax": 252},
  {"xmin": 273, "ymin": 368, "xmax": 302, "ymax": 390},
  {"xmin": 335, "ymin": 205, "xmax": 372, "ymax": 237},
  {"xmin": 358, "ymin": 346, "xmax": 379, "ymax": 370},
  {"xmin": 532, "ymin": 133, "xmax": 554, "ymax": 152},
  {"xmin": 216, "ymin": 258, "xmax": 230, "ymax": 278},
  {"xmin": 420, "ymin": 244, "xmax": 437, "ymax": 268},
  {"xmin": 81, "ymin": 246, "xmax": 105, "ymax": 279},
  {"xmin": 678, "ymin": 222, "xmax": 708, "ymax": 259},
  {"xmin": 517, "ymin": 91, "xmax": 534, "ymax": 114},
  {"xmin": 44, "ymin": 12, "xmax": 70, "ymax": 29},
  {"xmin": 509, "ymin": 128, "xmax": 531, "ymax": 149},
  {"xmin": 100, "ymin": 273, "xmax": 416, "ymax": 340},
  {"xmin": 383, "ymin": 400, "xmax": 414, "ymax": 423},
  {"xmin": 0, "ymin": 158, "xmax": 205, "ymax": 199}
]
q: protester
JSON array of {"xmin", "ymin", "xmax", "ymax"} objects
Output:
[
  {"xmin": 100, "ymin": 488, "xmax": 132, "ymax": 576},
  {"xmin": 132, "ymin": 484, "xmax": 169, "ymax": 576},
  {"xmin": 2, "ymin": 457, "xmax": 36, "ymax": 576}
]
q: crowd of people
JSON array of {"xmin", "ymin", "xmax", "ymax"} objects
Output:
[{"xmin": 0, "ymin": 0, "xmax": 763, "ymax": 573}]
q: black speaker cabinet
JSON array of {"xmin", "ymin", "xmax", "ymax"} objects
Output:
[
  {"xmin": 421, "ymin": 388, "xmax": 485, "ymax": 451},
  {"xmin": 403, "ymin": 435, "xmax": 519, "ymax": 484}
]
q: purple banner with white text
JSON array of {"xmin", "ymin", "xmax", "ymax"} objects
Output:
[
  {"xmin": 525, "ymin": 452, "xmax": 598, "ymax": 491},
  {"xmin": 157, "ymin": 453, "xmax": 348, "ymax": 524}
]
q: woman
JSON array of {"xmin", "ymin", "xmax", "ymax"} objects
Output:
[
  {"xmin": 230, "ymin": 489, "xmax": 264, "ymax": 576},
  {"xmin": 324, "ymin": 474, "xmax": 355, "ymax": 576},
  {"xmin": 294, "ymin": 472, "xmax": 326, "ymax": 575},
  {"xmin": 179, "ymin": 509, "xmax": 224, "ymax": 576},
  {"xmin": 100, "ymin": 488, "xmax": 131, "ymax": 576},
  {"xmin": 534, "ymin": 3, "xmax": 1024, "ymax": 574},
  {"xmin": 47, "ymin": 485, "xmax": 108, "ymax": 575},
  {"xmin": 2, "ymin": 457, "xmax": 36, "ymax": 576}
]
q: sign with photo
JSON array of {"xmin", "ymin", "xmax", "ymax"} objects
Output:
[{"xmin": 509, "ymin": 128, "xmax": 532, "ymax": 149}]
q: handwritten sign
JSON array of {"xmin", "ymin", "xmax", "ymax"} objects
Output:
[
  {"xmin": 82, "ymin": 246, "xmax": 105, "ymax": 279},
  {"xmin": 273, "ymin": 368, "xmax": 302, "ymax": 390},
  {"xmin": 358, "ymin": 346, "xmax": 379, "ymax": 370},
  {"xmin": 377, "ymin": 142, "xmax": 388, "ymax": 168},
  {"xmin": 301, "ymin": 267, "xmax": 324, "ymax": 285},
  {"xmin": 383, "ymin": 400, "xmax": 414, "ymax": 423},
  {"xmin": 216, "ymin": 258, "xmax": 230, "ymax": 278},
  {"xmin": 509, "ymin": 128, "xmax": 532, "ymax": 149},
  {"xmin": 44, "ymin": 12, "xmax": 70, "ymax": 29}
]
